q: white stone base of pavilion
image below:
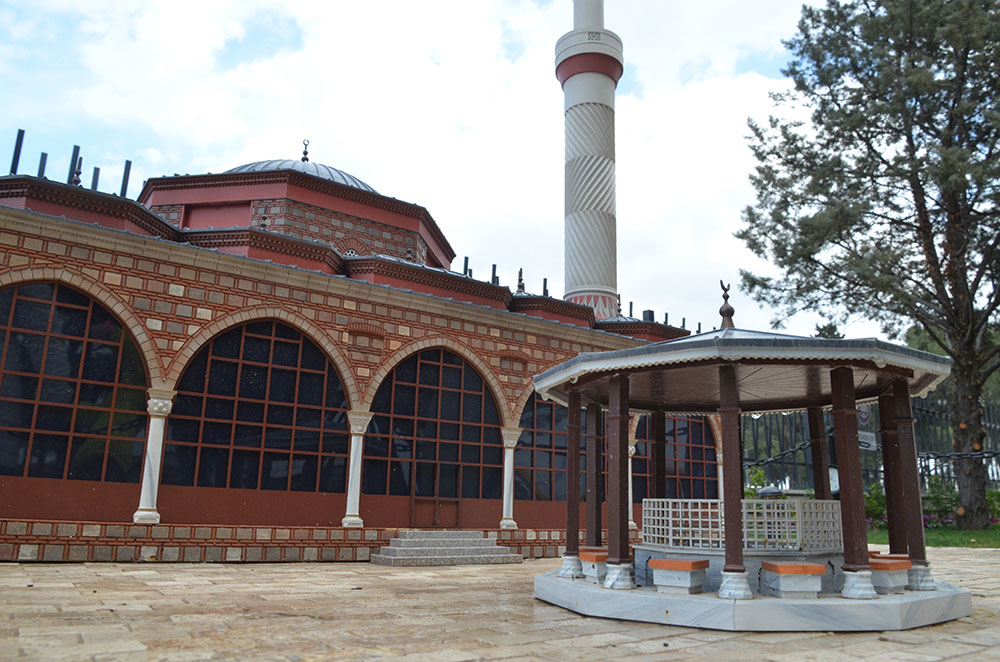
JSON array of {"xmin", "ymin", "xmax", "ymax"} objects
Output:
[{"xmin": 534, "ymin": 570, "xmax": 971, "ymax": 631}]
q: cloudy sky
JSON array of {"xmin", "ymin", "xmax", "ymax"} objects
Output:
[{"xmin": 1, "ymin": 0, "xmax": 879, "ymax": 338}]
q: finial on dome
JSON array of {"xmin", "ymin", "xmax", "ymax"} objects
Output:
[
  {"xmin": 719, "ymin": 280, "xmax": 735, "ymax": 329},
  {"xmin": 616, "ymin": 294, "xmax": 622, "ymax": 316},
  {"xmin": 301, "ymin": 139, "xmax": 310, "ymax": 162},
  {"xmin": 516, "ymin": 268, "xmax": 525, "ymax": 293}
]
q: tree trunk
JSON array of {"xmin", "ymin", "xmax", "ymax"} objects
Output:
[{"xmin": 951, "ymin": 347, "xmax": 988, "ymax": 530}]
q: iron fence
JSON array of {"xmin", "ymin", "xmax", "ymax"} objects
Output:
[{"xmin": 740, "ymin": 398, "xmax": 1000, "ymax": 493}]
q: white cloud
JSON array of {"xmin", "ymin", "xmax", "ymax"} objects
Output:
[{"xmin": 1, "ymin": 0, "xmax": 883, "ymax": 339}]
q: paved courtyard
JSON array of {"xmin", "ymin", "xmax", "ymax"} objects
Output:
[{"xmin": 1, "ymin": 546, "xmax": 1000, "ymax": 661}]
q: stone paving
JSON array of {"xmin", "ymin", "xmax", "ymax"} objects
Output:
[{"xmin": 1, "ymin": 546, "xmax": 999, "ymax": 661}]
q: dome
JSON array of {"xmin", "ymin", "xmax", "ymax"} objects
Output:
[{"xmin": 225, "ymin": 159, "xmax": 377, "ymax": 193}]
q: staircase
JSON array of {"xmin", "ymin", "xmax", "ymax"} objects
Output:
[{"xmin": 370, "ymin": 530, "xmax": 523, "ymax": 567}]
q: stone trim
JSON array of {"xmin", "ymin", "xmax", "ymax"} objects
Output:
[{"xmin": 0, "ymin": 520, "xmax": 622, "ymax": 563}]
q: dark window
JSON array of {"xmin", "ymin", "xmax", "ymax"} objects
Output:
[
  {"xmin": 362, "ymin": 349, "xmax": 503, "ymax": 499},
  {"xmin": 0, "ymin": 283, "xmax": 148, "ymax": 484},
  {"xmin": 633, "ymin": 414, "xmax": 718, "ymax": 501},
  {"xmin": 163, "ymin": 320, "xmax": 349, "ymax": 493}
]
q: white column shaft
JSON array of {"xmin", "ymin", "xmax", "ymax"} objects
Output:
[
  {"xmin": 133, "ymin": 390, "xmax": 175, "ymax": 524},
  {"xmin": 342, "ymin": 410, "xmax": 373, "ymax": 528},
  {"xmin": 500, "ymin": 427, "xmax": 521, "ymax": 529}
]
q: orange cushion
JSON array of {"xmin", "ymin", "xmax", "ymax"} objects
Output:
[
  {"xmin": 761, "ymin": 561, "xmax": 826, "ymax": 575},
  {"xmin": 649, "ymin": 558, "xmax": 709, "ymax": 571},
  {"xmin": 579, "ymin": 551, "xmax": 608, "ymax": 563},
  {"xmin": 870, "ymin": 558, "xmax": 911, "ymax": 571}
]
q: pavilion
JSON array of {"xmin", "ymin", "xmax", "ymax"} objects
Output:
[{"xmin": 532, "ymin": 292, "xmax": 973, "ymax": 630}]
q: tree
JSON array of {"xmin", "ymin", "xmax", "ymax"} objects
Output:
[{"xmin": 738, "ymin": 0, "xmax": 1000, "ymax": 528}]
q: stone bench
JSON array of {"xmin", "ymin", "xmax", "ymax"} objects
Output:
[
  {"xmin": 579, "ymin": 551, "xmax": 608, "ymax": 584},
  {"xmin": 870, "ymin": 557, "xmax": 911, "ymax": 594},
  {"xmin": 648, "ymin": 558, "xmax": 708, "ymax": 594},
  {"xmin": 760, "ymin": 561, "xmax": 826, "ymax": 599}
]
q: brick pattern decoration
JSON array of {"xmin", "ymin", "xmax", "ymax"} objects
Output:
[
  {"xmin": 0, "ymin": 519, "xmax": 640, "ymax": 563},
  {"xmin": 0, "ymin": 208, "xmax": 640, "ymax": 423}
]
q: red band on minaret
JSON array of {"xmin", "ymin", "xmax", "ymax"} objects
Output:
[{"xmin": 556, "ymin": 53, "xmax": 623, "ymax": 87}]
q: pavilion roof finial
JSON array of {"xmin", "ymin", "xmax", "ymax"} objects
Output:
[{"xmin": 719, "ymin": 280, "xmax": 735, "ymax": 329}]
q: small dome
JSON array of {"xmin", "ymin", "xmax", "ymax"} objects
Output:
[{"xmin": 225, "ymin": 159, "xmax": 376, "ymax": 193}]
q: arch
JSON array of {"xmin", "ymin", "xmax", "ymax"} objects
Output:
[
  {"xmin": 163, "ymin": 306, "xmax": 360, "ymax": 409},
  {"xmin": 0, "ymin": 267, "xmax": 163, "ymax": 388},
  {"xmin": 365, "ymin": 336, "xmax": 513, "ymax": 426},
  {"xmin": 335, "ymin": 237, "xmax": 369, "ymax": 257}
]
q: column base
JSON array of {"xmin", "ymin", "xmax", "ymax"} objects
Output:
[
  {"xmin": 559, "ymin": 554, "xmax": 585, "ymax": 579},
  {"xmin": 132, "ymin": 508, "xmax": 160, "ymax": 524},
  {"xmin": 499, "ymin": 517, "xmax": 518, "ymax": 530},
  {"xmin": 602, "ymin": 563, "xmax": 635, "ymax": 590},
  {"xmin": 341, "ymin": 515, "xmax": 364, "ymax": 528},
  {"xmin": 718, "ymin": 570, "xmax": 753, "ymax": 600},
  {"xmin": 841, "ymin": 570, "xmax": 878, "ymax": 599},
  {"xmin": 907, "ymin": 564, "xmax": 937, "ymax": 591}
]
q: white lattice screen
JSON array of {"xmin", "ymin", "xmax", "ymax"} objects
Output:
[{"xmin": 642, "ymin": 499, "xmax": 842, "ymax": 552}]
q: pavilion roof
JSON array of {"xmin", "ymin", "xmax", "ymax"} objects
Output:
[{"xmin": 533, "ymin": 327, "xmax": 951, "ymax": 414}]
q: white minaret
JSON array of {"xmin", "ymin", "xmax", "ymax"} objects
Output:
[{"xmin": 556, "ymin": 0, "xmax": 623, "ymax": 320}]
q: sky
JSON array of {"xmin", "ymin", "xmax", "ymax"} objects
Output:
[{"xmin": 0, "ymin": 0, "xmax": 882, "ymax": 338}]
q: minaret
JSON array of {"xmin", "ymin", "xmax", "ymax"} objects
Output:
[{"xmin": 556, "ymin": 0, "xmax": 623, "ymax": 320}]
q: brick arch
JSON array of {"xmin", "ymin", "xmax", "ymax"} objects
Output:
[
  {"xmin": 363, "ymin": 336, "xmax": 514, "ymax": 427},
  {"xmin": 0, "ymin": 266, "xmax": 164, "ymax": 388},
  {"xmin": 162, "ymin": 307, "xmax": 360, "ymax": 408},
  {"xmin": 335, "ymin": 237, "xmax": 369, "ymax": 256},
  {"xmin": 512, "ymin": 383, "xmax": 542, "ymax": 430}
]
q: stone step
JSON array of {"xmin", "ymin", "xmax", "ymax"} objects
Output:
[
  {"xmin": 388, "ymin": 537, "xmax": 495, "ymax": 549},
  {"xmin": 369, "ymin": 553, "xmax": 523, "ymax": 567},
  {"xmin": 376, "ymin": 545, "xmax": 514, "ymax": 558},
  {"xmin": 394, "ymin": 530, "xmax": 487, "ymax": 540}
]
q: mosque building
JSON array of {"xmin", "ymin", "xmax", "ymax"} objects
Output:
[{"xmin": 0, "ymin": 1, "xmax": 719, "ymax": 561}]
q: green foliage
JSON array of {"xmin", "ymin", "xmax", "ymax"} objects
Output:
[
  {"xmin": 923, "ymin": 476, "xmax": 959, "ymax": 528},
  {"xmin": 987, "ymin": 490, "xmax": 1000, "ymax": 520},
  {"xmin": 813, "ymin": 321, "xmax": 844, "ymax": 339},
  {"xmin": 869, "ymin": 527, "xmax": 1000, "ymax": 548},
  {"xmin": 744, "ymin": 466, "xmax": 769, "ymax": 498},
  {"xmin": 739, "ymin": 0, "xmax": 1000, "ymax": 526},
  {"xmin": 864, "ymin": 482, "xmax": 887, "ymax": 529}
]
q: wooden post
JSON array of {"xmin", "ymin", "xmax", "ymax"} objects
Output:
[
  {"xmin": 651, "ymin": 410, "xmax": 666, "ymax": 498},
  {"xmin": 565, "ymin": 390, "xmax": 581, "ymax": 556},
  {"xmin": 807, "ymin": 407, "xmax": 832, "ymax": 500},
  {"xmin": 585, "ymin": 402, "xmax": 603, "ymax": 548},
  {"xmin": 892, "ymin": 379, "xmax": 929, "ymax": 566},
  {"xmin": 878, "ymin": 392, "xmax": 907, "ymax": 553},
  {"xmin": 718, "ymin": 364, "xmax": 745, "ymax": 574},
  {"xmin": 830, "ymin": 367, "xmax": 871, "ymax": 572},
  {"xmin": 606, "ymin": 374, "xmax": 630, "ymax": 567}
]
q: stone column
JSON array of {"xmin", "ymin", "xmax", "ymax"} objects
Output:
[
  {"xmin": 500, "ymin": 427, "xmax": 521, "ymax": 530},
  {"xmin": 830, "ymin": 367, "xmax": 876, "ymax": 599},
  {"xmin": 560, "ymin": 390, "xmax": 584, "ymax": 578},
  {"xmin": 718, "ymin": 364, "xmax": 751, "ymax": 599},
  {"xmin": 893, "ymin": 379, "xmax": 935, "ymax": 590},
  {"xmin": 585, "ymin": 402, "xmax": 603, "ymax": 548},
  {"xmin": 878, "ymin": 392, "xmax": 907, "ymax": 553},
  {"xmin": 133, "ymin": 389, "xmax": 176, "ymax": 524},
  {"xmin": 627, "ymin": 443, "xmax": 637, "ymax": 530},
  {"xmin": 604, "ymin": 374, "xmax": 633, "ymax": 589},
  {"xmin": 807, "ymin": 407, "xmax": 832, "ymax": 500},
  {"xmin": 342, "ymin": 410, "xmax": 373, "ymax": 528}
]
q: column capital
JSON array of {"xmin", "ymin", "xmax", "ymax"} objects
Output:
[
  {"xmin": 146, "ymin": 389, "xmax": 176, "ymax": 417},
  {"xmin": 347, "ymin": 410, "xmax": 374, "ymax": 435},
  {"xmin": 627, "ymin": 445, "xmax": 636, "ymax": 457},
  {"xmin": 501, "ymin": 427, "xmax": 522, "ymax": 449}
]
